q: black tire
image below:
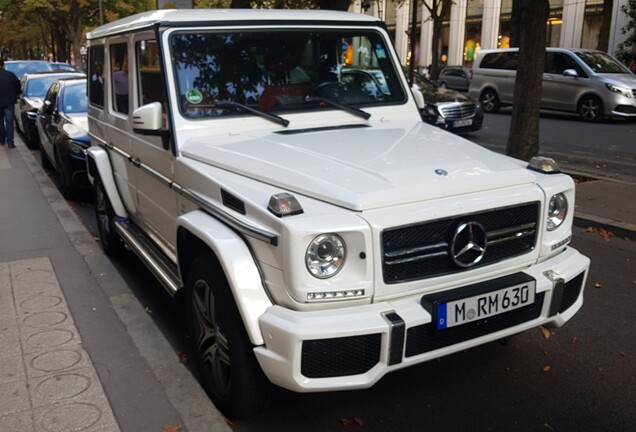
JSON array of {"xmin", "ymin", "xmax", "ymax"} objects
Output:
[
  {"xmin": 438, "ymin": 81, "xmax": 448, "ymax": 89},
  {"xmin": 94, "ymin": 174, "xmax": 126, "ymax": 257},
  {"xmin": 186, "ymin": 255, "xmax": 272, "ymax": 419},
  {"xmin": 39, "ymin": 141, "xmax": 52, "ymax": 169},
  {"xmin": 578, "ymin": 95, "xmax": 604, "ymax": 122},
  {"xmin": 480, "ymin": 89, "xmax": 500, "ymax": 113}
]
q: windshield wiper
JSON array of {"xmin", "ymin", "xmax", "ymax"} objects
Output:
[
  {"xmin": 215, "ymin": 101, "xmax": 290, "ymax": 127},
  {"xmin": 305, "ymin": 96, "xmax": 371, "ymax": 120}
]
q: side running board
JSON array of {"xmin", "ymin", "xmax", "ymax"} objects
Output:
[{"xmin": 114, "ymin": 220, "xmax": 181, "ymax": 296}]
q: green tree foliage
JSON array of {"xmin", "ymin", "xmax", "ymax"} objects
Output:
[
  {"xmin": 0, "ymin": 0, "xmax": 153, "ymax": 65},
  {"xmin": 616, "ymin": 0, "xmax": 636, "ymax": 65}
]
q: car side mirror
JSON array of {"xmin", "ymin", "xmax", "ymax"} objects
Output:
[
  {"xmin": 563, "ymin": 69, "xmax": 578, "ymax": 78},
  {"xmin": 43, "ymin": 99, "xmax": 55, "ymax": 115},
  {"xmin": 132, "ymin": 102, "xmax": 170, "ymax": 149}
]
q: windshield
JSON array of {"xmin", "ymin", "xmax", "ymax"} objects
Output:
[
  {"xmin": 62, "ymin": 82, "xmax": 88, "ymax": 114},
  {"xmin": 26, "ymin": 76, "xmax": 60, "ymax": 98},
  {"xmin": 171, "ymin": 28, "xmax": 406, "ymax": 119},
  {"xmin": 575, "ymin": 51, "xmax": 629, "ymax": 73}
]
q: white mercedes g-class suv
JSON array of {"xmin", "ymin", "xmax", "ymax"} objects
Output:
[{"xmin": 86, "ymin": 9, "xmax": 590, "ymax": 419}]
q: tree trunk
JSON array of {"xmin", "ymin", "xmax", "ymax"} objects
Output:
[
  {"xmin": 506, "ymin": 0, "xmax": 549, "ymax": 161},
  {"xmin": 426, "ymin": 0, "xmax": 451, "ymax": 81}
]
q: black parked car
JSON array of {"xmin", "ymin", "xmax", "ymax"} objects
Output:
[
  {"xmin": 15, "ymin": 71, "xmax": 85, "ymax": 147},
  {"xmin": 408, "ymin": 70, "xmax": 483, "ymax": 133},
  {"xmin": 36, "ymin": 77, "xmax": 90, "ymax": 197},
  {"xmin": 5, "ymin": 60, "xmax": 80, "ymax": 80}
]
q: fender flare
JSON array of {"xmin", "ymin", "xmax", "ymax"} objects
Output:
[
  {"xmin": 85, "ymin": 146, "xmax": 127, "ymax": 218},
  {"xmin": 177, "ymin": 210, "xmax": 273, "ymax": 346}
]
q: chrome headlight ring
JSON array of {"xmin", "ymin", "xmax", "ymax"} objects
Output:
[{"xmin": 305, "ymin": 234, "xmax": 346, "ymax": 279}]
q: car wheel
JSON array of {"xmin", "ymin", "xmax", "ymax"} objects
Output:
[
  {"xmin": 186, "ymin": 255, "xmax": 272, "ymax": 419},
  {"xmin": 480, "ymin": 89, "xmax": 500, "ymax": 113},
  {"xmin": 438, "ymin": 81, "xmax": 448, "ymax": 89},
  {"xmin": 94, "ymin": 174, "xmax": 126, "ymax": 257},
  {"xmin": 39, "ymin": 141, "xmax": 52, "ymax": 169},
  {"xmin": 578, "ymin": 95, "xmax": 604, "ymax": 122}
]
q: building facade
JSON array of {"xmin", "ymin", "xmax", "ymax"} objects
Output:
[{"xmin": 350, "ymin": 0, "xmax": 634, "ymax": 68}]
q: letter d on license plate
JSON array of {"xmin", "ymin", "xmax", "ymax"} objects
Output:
[{"xmin": 436, "ymin": 281, "xmax": 536, "ymax": 330}]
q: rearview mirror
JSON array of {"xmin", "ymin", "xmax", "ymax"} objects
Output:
[{"xmin": 411, "ymin": 86, "xmax": 425, "ymax": 109}]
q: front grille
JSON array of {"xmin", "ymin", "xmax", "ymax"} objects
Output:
[
  {"xmin": 438, "ymin": 102, "xmax": 477, "ymax": 120},
  {"xmin": 559, "ymin": 272, "xmax": 585, "ymax": 313},
  {"xmin": 405, "ymin": 292, "xmax": 545, "ymax": 357},
  {"xmin": 382, "ymin": 203, "xmax": 539, "ymax": 284},
  {"xmin": 301, "ymin": 334, "xmax": 381, "ymax": 378}
]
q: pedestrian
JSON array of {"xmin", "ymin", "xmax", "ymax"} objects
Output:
[{"xmin": 0, "ymin": 57, "xmax": 21, "ymax": 148}]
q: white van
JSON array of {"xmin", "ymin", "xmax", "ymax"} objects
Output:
[
  {"xmin": 85, "ymin": 9, "xmax": 589, "ymax": 419},
  {"xmin": 469, "ymin": 47, "xmax": 636, "ymax": 122}
]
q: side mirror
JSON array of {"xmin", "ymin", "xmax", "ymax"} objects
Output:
[
  {"xmin": 411, "ymin": 86, "xmax": 425, "ymax": 109},
  {"xmin": 132, "ymin": 102, "xmax": 170, "ymax": 149},
  {"xmin": 563, "ymin": 69, "xmax": 578, "ymax": 78},
  {"xmin": 43, "ymin": 99, "xmax": 54, "ymax": 115}
]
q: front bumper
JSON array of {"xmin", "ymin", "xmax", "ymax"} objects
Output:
[{"xmin": 255, "ymin": 246, "xmax": 589, "ymax": 392}]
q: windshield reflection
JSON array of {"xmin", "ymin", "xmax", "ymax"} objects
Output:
[{"xmin": 170, "ymin": 29, "xmax": 406, "ymax": 119}]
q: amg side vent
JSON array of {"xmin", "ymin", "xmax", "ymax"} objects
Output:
[
  {"xmin": 221, "ymin": 189, "xmax": 246, "ymax": 215},
  {"xmin": 382, "ymin": 202, "xmax": 540, "ymax": 284}
]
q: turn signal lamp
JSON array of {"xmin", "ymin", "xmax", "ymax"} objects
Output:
[
  {"xmin": 527, "ymin": 156, "xmax": 561, "ymax": 174},
  {"xmin": 268, "ymin": 193, "xmax": 303, "ymax": 217}
]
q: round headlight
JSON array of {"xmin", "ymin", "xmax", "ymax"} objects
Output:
[
  {"xmin": 547, "ymin": 193, "xmax": 568, "ymax": 231},
  {"xmin": 306, "ymin": 234, "xmax": 346, "ymax": 279}
]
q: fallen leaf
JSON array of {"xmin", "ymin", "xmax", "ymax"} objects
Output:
[
  {"xmin": 539, "ymin": 326, "xmax": 552, "ymax": 340},
  {"xmin": 584, "ymin": 227, "xmax": 615, "ymax": 240},
  {"xmin": 619, "ymin": 352, "xmax": 625, "ymax": 357},
  {"xmin": 597, "ymin": 367, "xmax": 603, "ymax": 372},
  {"xmin": 572, "ymin": 336, "xmax": 578, "ymax": 344},
  {"xmin": 354, "ymin": 417, "xmax": 364, "ymax": 426},
  {"xmin": 594, "ymin": 283, "xmax": 602, "ymax": 289},
  {"xmin": 161, "ymin": 426, "xmax": 182, "ymax": 432},
  {"xmin": 341, "ymin": 418, "xmax": 354, "ymax": 426},
  {"xmin": 542, "ymin": 365, "xmax": 551, "ymax": 372},
  {"xmin": 544, "ymin": 423, "xmax": 555, "ymax": 431},
  {"xmin": 224, "ymin": 418, "xmax": 234, "ymax": 426}
]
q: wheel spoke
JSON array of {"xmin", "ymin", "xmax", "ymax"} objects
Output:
[{"xmin": 192, "ymin": 278, "xmax": 232, "ymax": 395}]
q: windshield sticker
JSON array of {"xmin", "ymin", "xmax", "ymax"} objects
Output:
[
  {"xmin": 186, "ymin": 89, "xmax": 203, "ymax": 104},
  {"xmin": 375, "ymin": 44, "xmax": 386, "ymax": 59}
]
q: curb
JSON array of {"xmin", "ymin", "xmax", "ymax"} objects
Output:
[{"xmin": 574, "ymin": 211, "xmax": 636, "ymax": 241}]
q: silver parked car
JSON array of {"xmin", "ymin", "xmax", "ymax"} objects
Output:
[
  {"xmin": 469, "ymin": 47, "xmax": 636, "ymax": 122},
  {"xmin": 438, "ymin": 66, "xmax": 472, "ymax": 91}
]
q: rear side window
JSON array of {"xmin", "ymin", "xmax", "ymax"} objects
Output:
[
  {"xmin": 110, "ymin": 43, "xmax": 129, "ymax": 114},
  {"xmin": 480, "ymin": 52, "xmax": 518, "ymax": 70},
  {"xmin": 88, "ymin": 46, "xmax": 105, "ymax": 107}
]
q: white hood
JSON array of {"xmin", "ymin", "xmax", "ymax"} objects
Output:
[{"xmin": 182, "ymin": 122, "xmax": 535, "ymax": 211}]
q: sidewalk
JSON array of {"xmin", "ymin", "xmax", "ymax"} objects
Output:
[
  {"xmin": 0, "ymin": 138, "xmax": 230, "ymax": 432},
  {"xmin": 574, "ymin": 178, "xmax": 636, "ymax": 240}
]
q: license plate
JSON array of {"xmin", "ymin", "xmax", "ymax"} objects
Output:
[
  {"xmin": 453, "ymin": 119, "xmax": 473, "ymax": 128},
  {"xmin": 436, "ymin": 281, "xmax": 536, "ymax": 330}
]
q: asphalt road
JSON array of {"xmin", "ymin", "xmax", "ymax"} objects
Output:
[
  {"xmin": 52, "ymin": 112, "xmax": 636, "ymax": 431},
  {"xmin": 469, "ymin": 110, "xmax": 636, "ymax": 183}
]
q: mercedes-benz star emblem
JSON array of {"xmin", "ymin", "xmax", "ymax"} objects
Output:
[{"xmin": 451, "ymin": 222, "xmax": 487, "ymax": 268}]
